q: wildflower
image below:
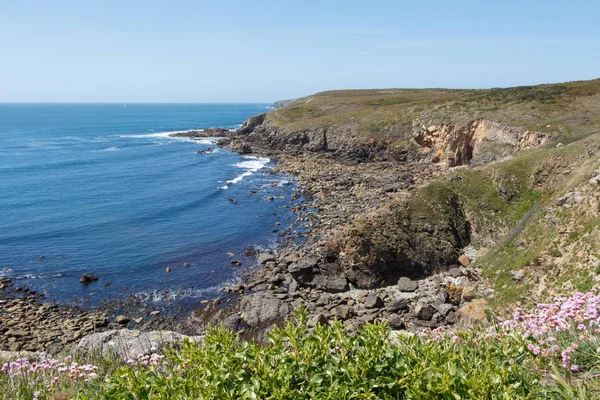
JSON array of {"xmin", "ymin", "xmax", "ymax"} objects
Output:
[{"xmin": 570, "ymin": 365, "xmax": 579, "ymax": 372}]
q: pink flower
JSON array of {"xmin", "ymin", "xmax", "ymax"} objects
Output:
[{"xmin": 571, "ymin": 365, "xmax": 579, "ymax": 372}]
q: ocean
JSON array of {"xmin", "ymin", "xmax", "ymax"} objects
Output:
[{"xmin": 0, "ymin": 103, "xmax": 295, "ymax": 308}]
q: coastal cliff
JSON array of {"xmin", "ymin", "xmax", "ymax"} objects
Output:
[{"xmin": 190, "ymin": 78, "xmax": 600, "ymax": 339}]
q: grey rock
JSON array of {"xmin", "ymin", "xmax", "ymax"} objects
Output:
[
  {"xmin": 115, "ymin": 315, "xmax": 130, "ymax": 325},
  {"xmin": 445, "ymin": 311, "xmax": 458, "ymax": 324},
  {"xmin": 287, "ymin": 279, "xmax": 298, "ymax": 294},
  {"xmin": 435, "ymin": 289, "xmax": 449, "ymax": 304},
  {"xmin": 397, "ymin": 277, "xmax": 418, "ymax": 292},
  {"xmin": 240, "ymin": 292, "xmax": 291, "ymax": 327},
  {"xmin": 257, "ymin": 253, "xmax": 276, "ymax": 264},
  {"xmin": 436, "ymin": 303, "xmax": 455, "ymax": 316},
  {"xmin": 313, "ymin": 275, "xmax": 349, "ymax": 293},
  {"xmin": 334, "ymin": 305, "xmax": 354, "ymax": 320},
  {"xmin": 364, "ymin": 293, "xmax": 384, "ymax": 309},
  {"xmin": 511, "ymin": 269, "xmax": 525, "ymax": 281},
  {"xmin": 386, "ymin": 298, "xmax": 410, "ymax": 313},
  {"xmin": 309, "ymin": 313, "xmax": 329, "ymax": 327},
  {"xmin": 414, "ymin": 303, "xmax": 437, "ymax": 321},
  {"xmin": 387, "ymin": 314, "xmax": 405, "ymax": 330},
  {"xmin": 75, "ymin": 330, "xmax": 203, "ymax": 361},
  {"xmin": 358, "ymin": 313, "xmax": 378, "ymax": 324},
  {"xmin": 431, "ymin": 312, "xmax": 445, "ymax": 324},
  {"xmin": 447, "ymin": 267, "xmax": 463, "ymax": 278},
  {"xmin": 316, "ymin": 293, "xmax": 331, "ymax": 307}
]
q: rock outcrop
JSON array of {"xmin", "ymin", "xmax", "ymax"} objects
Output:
[{"xmin": 75, "ymin": 330, "xmax": 203, "ymax": 361}]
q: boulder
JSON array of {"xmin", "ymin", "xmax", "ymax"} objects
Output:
[
  {"xmin": 313, "ymin": 276, "xmax": 348, "ymax": 293},
  {"xmin": 257, "ymin": 253, "xmax": 276, "ymax": 264},
  {"xmin": 436, "ymin": 303, "xmax": 455, "ymax": 316},
  {"xmin": 240, "ymin": 292, "xmax": 291, "ymax": 327},
  {"xmin": 115, "ymin": 315, "xmax": 130, "ymax": 325},
  {"xmin": 397, "ymin": 277, "xmax": 418, "ymax": 292},
  {"xmin": 386, "ymin": 298, "xmax": 410, "ymax": 313},
  {"xmin": 364, "ymin": 293, "xmax": 384, "ymax": 309},
  {"xmin": 457, "ymin": 299, "xmax": 489, "ymax": 328},
  {"xmin": 75, "ymin": 330, "xmax": 203, "ymax": 361},
  {"xmin": 414, "ymin": 303, "xmax": 437, "ymax": 321}
]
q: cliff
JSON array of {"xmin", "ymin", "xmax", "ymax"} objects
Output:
[{"xmin": 228, "ymin": 78, "xmax": 600, "ymax": 309}]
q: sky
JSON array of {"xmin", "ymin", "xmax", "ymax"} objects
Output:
[{"xmin": 1, "ymin": 0, "xmax": 599, "ymax": 103}]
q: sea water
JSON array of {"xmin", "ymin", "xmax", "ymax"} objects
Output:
[{"xmin": 0, "ymin": 103, "xmax": 294, "ymax": 307}]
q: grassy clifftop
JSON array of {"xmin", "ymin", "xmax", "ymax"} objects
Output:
[
  {"xmin": 272, "ymin": 79, "xmax": 600, "ymax": 140},
  {"xmin": 267, "ymin": 79, "xmax": 600, "ymax": 162}
]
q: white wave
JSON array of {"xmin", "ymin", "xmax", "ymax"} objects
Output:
[
  {"xmin": 219, "ymin": 185, "xmax": 229, "ymax": 190},
  {"xmin": 134, "ymin": 283, "xmax": 238, "ymax": 303},
  {"xmin": 93, "ymin": 146, "xmax": 120, "ymax": 152},
  {"xmin": 194, "ymin": 138, "xmax": 221, "ymax": 145},
  {"xmin": 0, "ymin": 268, "xmax": 14, "ymax": 278},
  {"xmin": 119, "ymin": 131, "xmax": 183, "ymax": 139},
  {"xmin": 226, "ymin": 156, "xmax": 271, "ymax": 184},
  {"xmin": 16, "ymin": 273, "xmax": 64, "ymax": 279},
  {"xmin": 27, "ymin": 142, "xmax": 60, "ymax": 150},
  {"xmin": 119, "ymin": 129, "xmax": 218, "ymax": 140}
]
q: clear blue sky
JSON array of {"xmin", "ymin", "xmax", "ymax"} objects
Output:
[{"xmin": 1, "ymin": 0, "xmax": 599, "ymax": 102}]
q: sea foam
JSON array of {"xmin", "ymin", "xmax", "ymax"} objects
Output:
[{"xmin": 226, "ymin": 156, "xmax": 270, "ymax": 184}]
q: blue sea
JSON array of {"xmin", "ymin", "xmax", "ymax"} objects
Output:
[{"xmin": 0, "ymin": 103, "xmax": 295, "ymax": 307}]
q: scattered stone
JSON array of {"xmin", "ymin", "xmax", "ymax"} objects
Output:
[
  {"xmin": 183, "ymin": 263, "xmax": 191, "ymax": 268},
  {"xmin": 228, "ymin": 198, "xmax": 237, "ymax": 204},
  {"xmin": 165, "ymin": 267, "xmax": 172, "ymax": 273},
  {"xmin": 115, "ymin": 315, "xmax": 130, "ymax": 325},
  {"xmin": 231, "ymin": 260, "xmax": 242, "ymax": 266}
]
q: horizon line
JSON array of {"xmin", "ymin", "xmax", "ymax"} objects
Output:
[{"xmin": 0, "ymin": 101, "xmax": 273, "ymax": 105}]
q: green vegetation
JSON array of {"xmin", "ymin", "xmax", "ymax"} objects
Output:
[{"xmin": 5, "ymin": 304, "xmax": 600, "ymax": 399}]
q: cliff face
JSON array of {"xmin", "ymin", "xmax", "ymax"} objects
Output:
[{"xmin": 413, "ymin": 119, "xmax": 549, "ymax": 166}]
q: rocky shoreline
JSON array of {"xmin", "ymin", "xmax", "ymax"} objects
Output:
[{"xmin": 0, "ymin": 113, "xmax": 503, "ymax": 353}]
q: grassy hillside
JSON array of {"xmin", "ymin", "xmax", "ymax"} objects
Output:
[{"xmin": 265, "ymin": 80, "xmax": 600, "ymax": 162}]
